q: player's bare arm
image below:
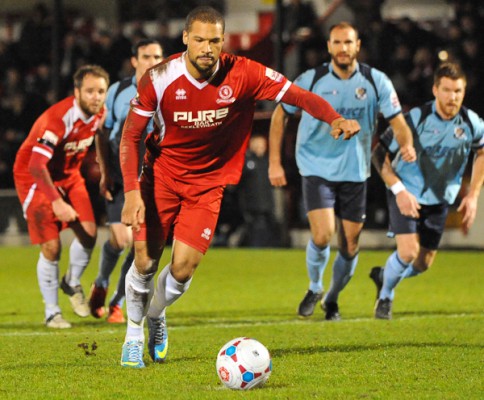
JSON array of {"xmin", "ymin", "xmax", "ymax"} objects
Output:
[
  {"xmin": 457, "ymin": 147, "xmax": 484, "ymax": 234},
  {"xmin": 95, "ymin": 127, "xmax": 113, "ymax": 201},
  {"xmin": 389, "ymin": 114, "xmax": 416, "ymax": 163},
  {"xmin": 372, "ymin": 143, "xmax": 420, "ymax": 218},
  {"xmin": 268, "ymin": 104, "xmax": 289, "ymax": 187}
]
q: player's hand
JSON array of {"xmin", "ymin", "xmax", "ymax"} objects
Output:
[
  {"xmin": 269, "ymin": 163, "xmax": 287, "ymax": 187},
  {"xmin": 122, "ymin": 190, "xmax": 145, "ymax": 232},
  {"xmin": 395, "ymin": 190, "xmax": 421, "ymax": 219},
  {"xmin": 52, "ymin": 198, "xmax": 79, "ymax": 222},
  {"xmin": 457, "ymin": 194, "xmax": 478, "ymax": 235},
  {"xmin": 99, "ymin": 174, "xmax": 113, "ymax": 201},
  {"xmin": 330, "ymin": 118, "xmax": 361, "ymax": 140},
  {"xmin": 399, "ymin": 144, "xmax": 417, "ymax": 163}
]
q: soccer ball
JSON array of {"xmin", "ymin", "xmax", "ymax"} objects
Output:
[{"xmin": 216, "ymin": 337, "xmax": 272, "ymax": 390}]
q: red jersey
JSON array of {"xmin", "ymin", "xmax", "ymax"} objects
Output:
[
  {"xmin": 121, "ymin": 52, "xmax": 293, "ymax": 190},
  {"xmin": 14, "ymin": 96, "xmax": 104, "ymax": 185}
]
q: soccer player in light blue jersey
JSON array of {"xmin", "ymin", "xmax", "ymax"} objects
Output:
[
  {"xmin": 269, "ymin": 22, "xmax": 416, "ymax": 320},
  {"xmin": 370, "ymin": 62, "xmax": 484, "ymax": 319},
  {"xmin": 89, "ymin": 39, "xmax": 163, "ymax": 323}
]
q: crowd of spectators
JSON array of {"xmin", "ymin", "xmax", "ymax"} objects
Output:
[{"xmin": 0, "ymin": 0, "xmax": 483, "ymax": 233}]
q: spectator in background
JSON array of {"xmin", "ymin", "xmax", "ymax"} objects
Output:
[
  {"xmin": 238, "ymin": 134, "xmax": 279, "ymax": 247},
  {"xmin": 407, "ymin": 46, "xmax": 436, "ymax": 106},
  {"xmin": 275, "ymin": 0, "xmax": 323, "ymax": 78},
  {"xmin": 17, "ymin": 2, "xmax": 52, "ymax": 70},
  {"xmin": 59, "ymin": 32, "xmax": 88, "ymax": 95}
]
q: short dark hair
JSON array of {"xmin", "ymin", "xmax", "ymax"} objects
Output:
[
  {"xmin": 73, "ymin": 65, "xmax": 109, "ymax": 89},
  {"xmin": 184, "ymin": 6, "xmax": 225, "ymax": 33},
  {"xmin": 328, "ymin": 22, "xmax": 359, "ymax": 39},
  {"xmin": 434, "ymin": 62, "xmax": 467, "ymax": 86},
  {"xmin": 131, "ymin": 38, "xmax": 162, "ymax": 58}
]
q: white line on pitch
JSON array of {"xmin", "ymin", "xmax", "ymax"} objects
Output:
[{"xmin": 0, "ymin": 313, "xmax": 481, "ymax": 337}]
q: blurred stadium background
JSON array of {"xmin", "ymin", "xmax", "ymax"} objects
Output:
[{"xmin": 0, "ymin": 0, "xmax": 483, "ymax": 248}]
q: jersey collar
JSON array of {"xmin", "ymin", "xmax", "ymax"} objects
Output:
[
  {"xmin": 329, "ymin": 62, "xmax": 359, "ymax": 80},
  {"xmin": 181, "ymin": 52, "xmax": 220, "ymax": 89}
]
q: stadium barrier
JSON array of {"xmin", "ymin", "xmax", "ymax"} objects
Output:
[{"xmin": 1, "ymin": 188, "xmax": 482, "ymax": 249}]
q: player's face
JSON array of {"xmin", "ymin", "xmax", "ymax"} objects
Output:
[
  {"xmin": 75, "ymin": 74, "xmax": 108, "ymax": 117},
  {"xmin": 327, "ymin": 27, "xmax": 360, "ymax": 70},
  {"xmin": 132, "ymin": 43, "xmax": 163, "ymax": 80},
  {"xmin": 183, "ymin": 20, "xmax": 224, "ymax": 79},
  {"xmin": 433, "ymin": 77, "xmax": 466, "ymax": 120}
]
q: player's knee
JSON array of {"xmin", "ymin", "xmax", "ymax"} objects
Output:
[
  {"xmin": 413, "ymin": 254, "xmax": 435, "ymax": 272},
  {"xmin": 171, "ymin": 259, "xmax": 199, "ymax": 283},
  {"xmin": 134, "ymin": 254, "xmax": 159, "ymax": 274},
  {"xmin": 41, "ymin": 241, "xmax": 61, "ymax": 261},
  {"xmin": 341, "ymin": 242, "xmax": 359, "ymax": 259},
  {"xmin": 312, "ymin": 232, "xmax": 332, "ymax": 248},
  {"xmin": 109, "ymin": 236, "xmax": 131, "ymax": 252},
  {"xmin": 397, "ymin": 245, "xmax": 419, "ymax": 264},
  {"xmin": 110, "ymin": 226, "xmax": 133, "ymax": 250}
]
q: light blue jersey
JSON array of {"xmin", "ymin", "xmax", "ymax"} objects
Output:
[
  {"xmin": 282, "ymin": 62, "xmax": 402, "ymax": 182},
  {"xmin": 382, "ymin": 101, "xmax": 484, "ymax": 205},
  {"xmin": 104, "ymin": 76, "xmax": 154, "ymax": 184}
]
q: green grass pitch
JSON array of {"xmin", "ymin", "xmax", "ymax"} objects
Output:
[{"xmin": 0, "ymin": 246, "xmax": 482, "ymax": 399}]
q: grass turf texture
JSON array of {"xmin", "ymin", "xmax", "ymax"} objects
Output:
[{"xmin": 0, "ymin": 247, "xmax": 482, "ymax": 399}]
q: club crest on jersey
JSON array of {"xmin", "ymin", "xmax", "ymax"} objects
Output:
[
  {"xmin": 265, "ymin": 67, "xmax": 284, "ymax": 83},
  {"xmin": 454, "ymin": 127, "xmax": 466, "ymax": 140},
  {"xmin": 355, "ymin": 87, "xmax": 367, "ymax": 100},
  {"xmin": 216, "ymin": 85, "xmax": 235, "ymax": 104},
  {"xmin": 176, "ymin": 89, "xmax": 187, "ymax": 100}
]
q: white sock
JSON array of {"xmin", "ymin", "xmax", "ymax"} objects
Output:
[
  {"xmin": 37, "ymin": 253, "xmax": 61, "ymax": 319},
  {"xmin": 147, "ymin": 264, "xmax": 192, "ymax": 319},
  {"xmin": 66, "ymin": 238, "xmax": 93, "ymax": 287},
  {"xmin": 125, "ymin": 264, "xmax": 155, "ymax": 332}
]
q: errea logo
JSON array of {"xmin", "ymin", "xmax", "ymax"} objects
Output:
[
  {"xmin": 201, "ymin": 228, "xmax": 212, "ymax": 240},
  {"xmin": 176, "ymin": 89, "xmax": 187, "ymax": 100}
]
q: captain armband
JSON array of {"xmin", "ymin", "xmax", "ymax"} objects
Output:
[
  {"xmin": 390, "ymin": 181, "xmax": 406, "ymax": 195},
  {"xmin": 37, "ymin": 130, "xmax": 59, "ymax": 150}
]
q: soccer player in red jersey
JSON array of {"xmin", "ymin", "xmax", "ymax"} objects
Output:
[
  {"xmin": 119, "ymin": 6, "xmax": 360, "ymax": 368},
  {"xmin": 13, "ymin": 65, "xmax": 109, "ymax": 329}
]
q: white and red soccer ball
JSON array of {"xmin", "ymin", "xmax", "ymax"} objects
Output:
[{"xmin": 216, "ymin": 337, "xmax": 272, "ymax": 390}]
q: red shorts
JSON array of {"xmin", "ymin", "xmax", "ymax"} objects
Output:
[
  {"xmin": 15, "ymin": 176, "xmax": 95, "ymax": 245},
  {"xmin": 134, "ymin": 169, "xmax": 224, "ymax": 254}
]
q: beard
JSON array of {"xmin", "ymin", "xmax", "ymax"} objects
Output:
[
  {"xmin": 331, "ymin": 52, "xmax": 357, "ymax": 70},
  {"xmin": 188, "ymin": 54, "xmax": 216, "ymax": 77},
  {"xmin": 78, "ymin": 97, "xmax": 101, "ymax": 117}
]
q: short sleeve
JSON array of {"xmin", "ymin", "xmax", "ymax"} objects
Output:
[{"xmin": 374, "ymin": 70, "xmax": 402, "ymax": 120}]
